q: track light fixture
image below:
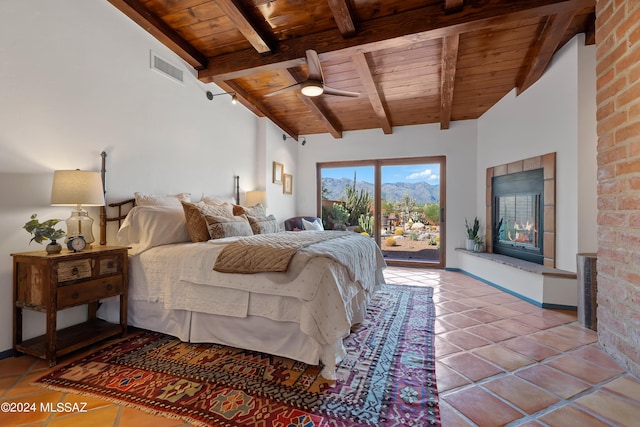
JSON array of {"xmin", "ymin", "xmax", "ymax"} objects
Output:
[
  {"xmin": 206, "ymin": 90, "xmax": 237, "ymax": 104},
  {"xmin": 283, "ymin": 134, "xmax": 307, "ymax": 145}
]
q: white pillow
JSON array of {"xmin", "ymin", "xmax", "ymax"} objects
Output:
[
  {"xmin": 201, "ymin": 194, "xmax": 236, "ymax": 205},
  {"xmin": 302, "ymin": 218, "xmax": 324, "ymax": 231},
  {"xmin": 134, "ymin": 192, "xmax": 191, "ymax": 207},
  {"xmin": 116, "ymin": 205, "xmax": 190, "ymax": 254}
]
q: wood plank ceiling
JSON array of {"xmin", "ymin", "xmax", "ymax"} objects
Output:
[{"xmin": 107, "ymin": 0, "xmax": 596, "ymax": 140}]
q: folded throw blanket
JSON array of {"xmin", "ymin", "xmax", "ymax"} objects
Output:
[{"xmin": 213, "ymin": 231, "xmax": 347, "ymax": 273}]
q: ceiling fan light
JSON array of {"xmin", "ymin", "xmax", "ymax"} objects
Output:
[{"xmin": 301, "ymin": 81, "xmax": 323, "ymax": 97}]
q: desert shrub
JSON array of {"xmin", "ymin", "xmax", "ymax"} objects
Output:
[
  {"xmin": 328, "ymin": 203, "xmax": 349, "ymax": 229},
  {"xmin": 358, "ymin": 213, "xmax": 375, "ymax": 237},
  {"xmin": 410, "ymin": 231, "xmax": 418, "ymax": 241},
  {"xmin": 344, "ymin": 180, "xmax": 372, "ymax": 226}
]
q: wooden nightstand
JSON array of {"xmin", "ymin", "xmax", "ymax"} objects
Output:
[{"xmin": 12, "ymin": 246, "xmax": 129, "ymax": 366}]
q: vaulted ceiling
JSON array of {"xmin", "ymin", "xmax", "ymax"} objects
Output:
[{"xmin": 107, "ymin": 0, "xmax": 596, "ymax": 140}]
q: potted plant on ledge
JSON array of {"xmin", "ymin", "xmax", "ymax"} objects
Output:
[
  {"xmin": 465, "ymin": 217, "xmax": 479, "ymax": 251},
  {"xmin": 24, "ymin": 214, "xmax": 66, "ymax": 254},
  {"xmin": 473, "ymin": 235, "xmax": 484, "ymax": 252}
]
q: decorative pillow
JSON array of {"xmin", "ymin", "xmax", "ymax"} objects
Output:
[
  {"xmin": 134, "ymin": 192, "xmax": 191, "ymax": 207},
  {"xmin": 205, "ymin": 214, "xmax": 253, "ymax": 240},
  {"xmin": 248, "ymin": 215, "xmax": 280, "ymax": 235},
  {"xmin": 116, "ymin": 205, "xmax": 190, "ymax": 254},
  {"xmin": 233, "ymin": 203, "xmax": 266, "ymax": 217},
  {"xmin": 302, "ymin": 217, "xmax": 324, "ymax": 231},
  {"xmin": 201, "ymin": 195, "xmax": 236, "ymax": 205},
  {"xmin": 181, "ymin": 201, "xmax": 234, "ymax": 242}
]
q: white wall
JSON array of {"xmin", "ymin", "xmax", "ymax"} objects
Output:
[
  {"xmin": 477, "ymin": 35, "xmax": 597, "ymax": 271},
  {"xmin": 261, "ymin": 120, "xmax": 298, "ymax": 224},
  {"xmin": 577, "ymin": 36, "xmax": 598, "ymax": 254},
  {"xmin": 0, "ymin": 0, "xmax": 273, "ymax": 353},
  {"xmin": 296, "ymin": 121, "xmax": 479, "ymax": 264}
]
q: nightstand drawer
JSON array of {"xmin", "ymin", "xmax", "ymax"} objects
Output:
[
  {"xmin": 58, "ymin": 276, "xmax": 122, "ymax": 308},
  {"xmin": 97, "ymin": 255, "xmax": 122, "ymax": 276},
  {"xmin": 57, "ymin": 259, "xmax": 93, "ymax": 282}
]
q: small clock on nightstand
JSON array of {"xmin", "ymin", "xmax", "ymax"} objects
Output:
[{"xmin": 67, "ymin": 235, "xmax": 87, "ymax": 252}]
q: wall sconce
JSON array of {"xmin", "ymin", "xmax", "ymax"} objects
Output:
[
  {"xmin": 206, "ymin": 90, "xmax": 237, "ymax": 104},
  {"xmin": 50, "ymin": 169, "xmax": 105, "ymax": 244},
  {"xmin": 283, "ymin": 134, "xmax": 307, "ymax": 145}
]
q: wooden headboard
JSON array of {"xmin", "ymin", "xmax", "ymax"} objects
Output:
[{"xmin": 98, "ymin": 151, "xmax": 241, "ymax": 245}]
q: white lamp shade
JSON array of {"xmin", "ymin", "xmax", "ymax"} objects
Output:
[
  {"xmin": 245, "ymin": 190, "xmax": 267, "ymax": 208},
  {"xmin": 50, "ymin": 170, "xmax": 105, "ymax": 206}
]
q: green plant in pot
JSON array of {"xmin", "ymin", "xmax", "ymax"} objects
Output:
[
  {"xmin": 465, "ymin": 217, "xmax": 479, "ymax": 250},
  {"xmin": 24, "ymin": 214, "xmax": 66, "ymax": 254}
]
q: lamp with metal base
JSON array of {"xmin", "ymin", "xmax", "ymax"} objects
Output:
[{"xmin": 50, "ymin": 170, "xmax": 105, "ymax": 245}]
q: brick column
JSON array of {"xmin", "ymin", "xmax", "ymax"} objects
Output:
[{"xmin": 595, "ymin": 0, "xmax": 640, "ymax": 376}]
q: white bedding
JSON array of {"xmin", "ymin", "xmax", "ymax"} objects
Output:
[{"xmin": 98, "ymin": 231, "xmax": 386, "ymax": 379}]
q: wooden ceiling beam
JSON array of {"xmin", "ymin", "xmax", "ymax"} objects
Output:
[
  {"xmin": 106, "ymin": 0, "xmax": 208, "ymax": 69},
  {"xmin": 327, "ymin": 0, "xmax": 357, "ymax": 36},
  {"xmin": 298, "ymin": 95, "xmax": 343, "ymax": 139},
  {"xmin": 287, "ymin": 68, "xmax": 342, "ymax": 139},
  {"xmin": 584, "ymin": 12, "xmax": 596, "ymax": 45},
  {"xmin": 440, "ymin": 34, "xmax": 459, "ymax": 130},
  {"xmin": 199, "ymin": 0, "xmax": 595, "ymax": 82},
  {"xmin": 214, "ymin": 0, "xmax": 274, "ymax": 54},
  {"xmin": 217, "ymin": 80, "xmax": 300, "ymax": 140},
  {"xmin": 352, "ymin": 51, "xmax": 392, "ymax": 134},
  {"xmin": 285, "ymin": 68, "xmax": 342, "ymax": 138},
  {"xmin": 517, "ymin": 10, "xmax": 576, "ymax": 95},
  {"xmin": 443, "ymin": 0, "xmax": 465, "ymax": 14}
]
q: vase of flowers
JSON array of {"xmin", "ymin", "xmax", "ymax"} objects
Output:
[{"xmin": 23, "ymin": 214, "xmax": 66, "ymax": 254}]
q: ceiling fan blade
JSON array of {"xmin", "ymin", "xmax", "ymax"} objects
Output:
[
  {"xmin": 322, "ymin": 85, "xmax": 360, "ymax": 97},
  {"xmin": 264, "ymin": 82, "xmax": 303, "ymax": 97},
  {"xmin": 306, "ymin": 49, "xmax": 324, "ymax": 82}
]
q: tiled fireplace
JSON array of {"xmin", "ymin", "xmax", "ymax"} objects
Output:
[{"xmin": 485, "ymin": 153, "xmax": 556, "ymax": 268}]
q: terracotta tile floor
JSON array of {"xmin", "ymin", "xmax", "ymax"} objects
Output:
[
  {"xmin": 383, "ymin": 267, "xmax": 640, "ymax": 426},
  {"xmin": 1, "ymin": 267, "xmax": 639, "ymax": 426}
]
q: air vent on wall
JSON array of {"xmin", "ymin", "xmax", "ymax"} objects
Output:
[{"xmin": 150, "ymin": 51, "xmax": 184, "ymax": 84}]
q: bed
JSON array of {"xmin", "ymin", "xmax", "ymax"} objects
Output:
[{"xmin": 96, "ymin": 190, "xmax": 386, "ymax": 379}]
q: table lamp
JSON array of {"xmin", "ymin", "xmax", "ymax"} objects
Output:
[
  {"xmin": 245, "ymin": 190, "xmax": 267, "ymax": 208},
  {"xmin": 50, "ymin": 169, "xmax": 105, "ymax": 245}
]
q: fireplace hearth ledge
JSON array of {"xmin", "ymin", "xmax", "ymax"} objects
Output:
[
  {"xmin": 455, "ymin": 249, "xmax": 576, "ymax": 278},
  {"xmin": 452, "ymin": 249, "xmax": 578, "ymax": 309}
]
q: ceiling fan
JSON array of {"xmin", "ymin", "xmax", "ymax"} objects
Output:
[{"xmin": 265, "ymin": 49, "xmax": 360, "ymax": 98}]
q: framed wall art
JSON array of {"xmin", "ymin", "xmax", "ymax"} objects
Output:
[
  {"xmin": 272, "ymin": 162, "xmax": 284, "ymax": 184},
  {"xmin": 283, "ymin": 173, "xmax": 293, "ymax": 195}
]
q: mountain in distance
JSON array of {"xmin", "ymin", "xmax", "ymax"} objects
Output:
[{"xmin": 322, "ymin": 177, "xmax": 440, "ymax": 204}]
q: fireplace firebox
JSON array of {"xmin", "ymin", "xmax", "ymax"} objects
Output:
[{"xmin": 492, "ymin": 168, "xmax": 544, "ymax": 264}]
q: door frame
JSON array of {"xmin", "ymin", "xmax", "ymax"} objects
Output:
[{"xmin": 317, "ymin": 155, "xmax": 446, "ymax": 268}]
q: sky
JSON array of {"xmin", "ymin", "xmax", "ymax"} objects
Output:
[{"xmin": 322, "ymin": 164, "xmax": 440, "ymax": 185}]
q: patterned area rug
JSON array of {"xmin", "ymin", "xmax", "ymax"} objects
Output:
[{"xmin": 35, "ymin": 285, "xmax": 439, "ymax": 426}]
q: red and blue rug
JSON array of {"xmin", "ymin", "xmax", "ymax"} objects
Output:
[{"xmin": 35, "ymin": 285, "xmax": 440, "ymax": 426}]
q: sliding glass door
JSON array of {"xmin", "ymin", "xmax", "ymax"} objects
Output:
[
  {"xmin": 319, "ymin": 163, "xmax": 375, "ymax": 234},
  {"xmin": 318, "ymin": 156, "xmax": 445, "ymax": 267}
]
